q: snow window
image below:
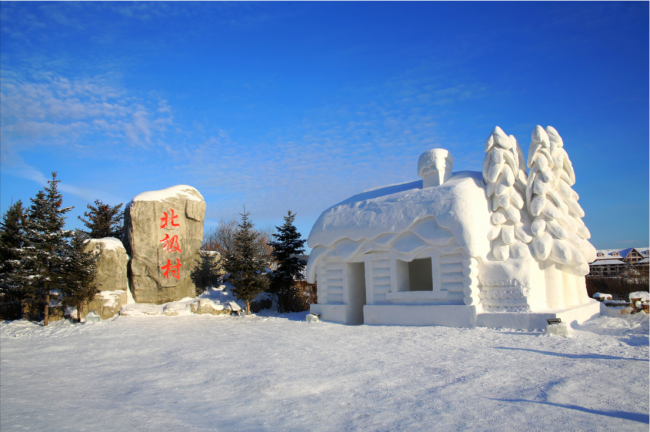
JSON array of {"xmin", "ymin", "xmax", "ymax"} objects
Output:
[{"xmin": 395, "ymin": 258, "xmax": 434, "ymax": 292}]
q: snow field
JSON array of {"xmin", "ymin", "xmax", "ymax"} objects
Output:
[{"xmin": 1, "ymin": 313, "xmax": 648, "ymax": 431}]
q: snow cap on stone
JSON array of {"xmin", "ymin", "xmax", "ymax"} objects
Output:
[
  {"xmin": 85, "ymin": 237, "xmax": 125, "ymax": 251},
  {"xmin": 130, "ymin": 185, "xmax": 204, "ymax": 206}
]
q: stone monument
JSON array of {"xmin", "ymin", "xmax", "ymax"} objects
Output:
[{"xmin": 123, "ymin": 185, "xmax": 206, "ymax": 304}]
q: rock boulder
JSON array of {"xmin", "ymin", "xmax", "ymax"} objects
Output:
[
  {"xmin": 124, "ymin": 185, "xmax": 206, "ymax": 304},
  {"xmin": 190, "ymin": 299, "xmax": 238, "ymax": 315},
  {"xmin": 67, "ymin": 291, "xmax": 128, "ymax": 321},
  {"xmin": 84, "ymin": 238, "xmax": 129, "ymax": 292}
]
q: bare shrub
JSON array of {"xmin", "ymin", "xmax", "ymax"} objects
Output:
[
  {"xmin": 586, "ymin": 267, "xmax": 649, "ymax": 301},
  {"xmin": 279, "ymin": 281, "xmax": 316, "ymax": 312},
  {"xmin": 202, "ymin": 217, "xmax": 237, "ymax": 255},
  {"xmin": 202, "ymin": 217, "xmax": 275, "ymax": 268}
]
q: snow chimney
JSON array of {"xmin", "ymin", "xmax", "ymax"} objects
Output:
[{"xmin": 418, "ymin": 149, "xmax": 454, "ymax": 188}]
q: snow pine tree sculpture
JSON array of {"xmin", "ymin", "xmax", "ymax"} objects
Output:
[
  {"xmin": 304, "ymin": 124, "xmax": 600, "ymax": 330},
  {"xmin": 526, "ymin": 125, "xmax": 596, "ymax": 308},
  {"xmin": 483, "ymin": 126, "xmax": 531, "ymax": 261}
]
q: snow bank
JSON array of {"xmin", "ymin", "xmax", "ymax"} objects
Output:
[
  {"xmin": 120, "ymin": 298, "xmax": 196, "ymax": 317},
  {"xmin": 119, "ymin": 284, "xmax": 246, "ymax": 317},
  {"xmin": 119, "ymin": 303, "xmax": 163, "ymax": 317},
  {"xmin": 593, "ymin": 292, "xmax": 613, "ymax": 300},
  {"xmin": 97, "ymin": 290, "xmax": 126, "ymax": 308},
  {"xmin": 629, "ymin": 291, "xmax": 650, "ymax": 302},
  {"xmin": 600, "ymin": 301, "xmax": 650, "ymax": 319}
]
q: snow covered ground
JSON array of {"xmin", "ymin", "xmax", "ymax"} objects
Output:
[{"xmin": 1, "ymin": 311, "xmax": 648, "ymax": 431}]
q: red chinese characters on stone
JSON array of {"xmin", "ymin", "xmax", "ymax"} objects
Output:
[
  {"xmin": 159, "ymin": 234, "xmax": 182, "ymax": 253},
  {"xmin": 159, "ymin": 209, "xmax": 182, "ymax": 280},
  {"xmin": 160, "ymin": 258, "xmax": 182, "ymax": 280},
  {"xmin": 160, "ymin": 208, "xmax": 180, "ymax": 229}
]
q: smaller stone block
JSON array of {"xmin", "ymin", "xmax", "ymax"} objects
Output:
[
  {"xmin": 593, "ymin": 292, "xmax": 612, "ymax": 302},
  {"xmin": 190, "ymin": 299, "xmax": 230, "ymax": 315},
  {"xmin": 306, "ymin": 313, "xmax": 321, "ymax": 322},
  {"xmin": 79, "ymin": 290, "xmax": 128, "ymax": 320},
  {"xmin": 546, "ymin": 322, "xmax": 569, "ymax": 337},
  {"xmin": 85, "ymin": 311, "xmax": 101, "ymax": 323},
  {"xmin": 84, "ymin": 238, "xmax": 129, "ymax": 292}
]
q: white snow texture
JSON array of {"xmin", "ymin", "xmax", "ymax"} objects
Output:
[{"xmin": 0, "ymin": 311, "xmax": 647, "ymax": 431}]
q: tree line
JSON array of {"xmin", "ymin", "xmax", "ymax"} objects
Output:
[
  {"xmin": 193, "ymin": 208, "xmax": 309, "ymax": 315},
  {"xmin": 218, "ymin": 209, "xmax": 307, "ymax": 315},
  {"xmin": 0, "ymin": 173, "xmax": 124, "ymax": 324},
  {"xmin": 1, "ymin": 173, "xmax": 311, "ymax": 323}
]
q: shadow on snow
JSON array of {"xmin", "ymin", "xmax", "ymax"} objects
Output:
[
  {"xmin": 493, "ymin": 347, "xmax": 648, "ymax": 362},
  {"xmin": 491, "ymin": 398, "xmax": 649, "ymax": 424}
]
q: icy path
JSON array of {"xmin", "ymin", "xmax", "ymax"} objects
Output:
[{"xmin": 1, "ymin": 313, "xmax": 648, "ymax": 431}]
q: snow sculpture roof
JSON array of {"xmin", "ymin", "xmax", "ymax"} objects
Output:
[
  {"xmin": 130, "ymin": 185, "xmax": 204, "ymax": 205},
  {"xmin": 307, "ymin": 171, "xmax": 491, "ymax": 274}
]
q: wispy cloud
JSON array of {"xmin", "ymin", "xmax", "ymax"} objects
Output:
[
  {"xmin": 3, "ymin": 159, "xmax": 126, "ymax": 205},
  {"xmin": 175, "ymin": 70, "xmax": 490, "ymax": 221},
  {"xmin": 0, "ymin": 69, "xmax": 173, "ymax": 156},
  {"xmin": 1, "ymin": 3, "xmax": 491, "ymax": 224},
  {"xmin": 0, "ymin": 68, "xmax": 172, "ymax": 206},
  {"xmin": 1, "ymin": 2, "xmax": 298, "ymax": 42}
]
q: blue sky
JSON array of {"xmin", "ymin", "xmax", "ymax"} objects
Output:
[{"xmin": 1, "ymin": 1, "xmax": 648, "ymax": 250}]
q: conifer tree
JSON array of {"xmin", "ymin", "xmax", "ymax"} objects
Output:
[
  {"xmin": 0, "ymin": 200, "xmax": 25, "ymax": 260},
  {"xmin": 20, "ymin": 173, "xmax": 73, "ymax": 325},
  {"xmin": 224, "ymin": 209, "xmax": 269, "ymax": 315},
  {"xmin": 190, "ymin": 251, "xmax": 223, "ymax": 296},
  {"xmin": 268, "ymin": 210, "xmax": 306, "ymax": 312},
  {"xmin": 0, "ymin": 201, "xmax": 27, "ymax": 313},
  {"xmin": 62, "ymin": 230, "xmax": 99, "ymax": 323},
  {"xmin": 78, "ymin": 200, "xmax": 124, "ymax": 239}
]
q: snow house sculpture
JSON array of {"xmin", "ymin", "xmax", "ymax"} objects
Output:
[{"xmin": 305, "ymin": 125, "xmax": 600, "ymax": 330}]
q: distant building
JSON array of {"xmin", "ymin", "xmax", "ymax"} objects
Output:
[{"xmin": 589, "ymin": 247, "xmax": 649, "ymax": 276}]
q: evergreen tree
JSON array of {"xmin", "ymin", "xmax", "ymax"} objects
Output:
[
  {"xmin": 78, "ymin": 200, "xmax": 124, "ymax": 239},
  {"xmin": 62, "ymin": 230, "xmax": 99, "ymax": 323},
  {"xmin": 0, "ymin": 200, "xmax": 25, "ymax": 260},
  {"xmin": 268, "ymin": 210, "xmax": 307, "ymax": 312},
  {"xmin": 190, "ymin": 251, "xmax": 223, "ymax": 296},
  {"xmin": 224, "ymin": 210, "xmax": 269, "ymax": 315},
  {"xmin": 0, "ymin": 201, "xmax": 27, "ymax": 317},
  {"xmin": 20, "ymin": 173, "xmax": 73, "ymax": 325}
]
